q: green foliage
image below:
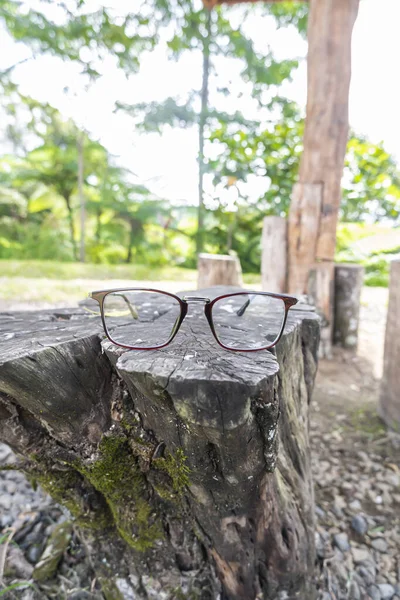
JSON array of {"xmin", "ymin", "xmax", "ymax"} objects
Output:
[
  {"xmin": 0, "ymin": 1, "xmax": 399, "ymax": 284},
  {"xmin": 343, "ymin": 136, "xmax": 400, "ymax": 222},
  {"xmin": 0, "ymin": 582, "xmax": 34, "ymax": 597},
  {"xmin": 335, "ymin": 223, "xmax": 400, "ymax": 288},
  {"xmin": 266, "ymin": 2, "xmax": 308, "ymax": 37},
  {"xmin": 0, "ymin": 0, "xmax": 157, "ymax": 79}
]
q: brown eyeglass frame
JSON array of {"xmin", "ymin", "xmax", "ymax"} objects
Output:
[{"xmin": 89, "ymin": 288, "xmax": 298, "ymax": 352}]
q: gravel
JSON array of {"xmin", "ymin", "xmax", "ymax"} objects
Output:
[{"xmin": 351, "ymin": 514, "xmax": 369, "ymax": 536}]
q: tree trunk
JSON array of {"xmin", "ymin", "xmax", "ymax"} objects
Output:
[
  {"xmin": 333, "ymin": 263, "xmax": 364, "ymax": 350},
  {"xmin": 261, "ymin": 216, "xmax": 287, "ymax": 293},
  {"xmin": 125, "ymin": 218, "xmax": 138, "ymax": 263},
  {"xmin": 95, "ymin": 207, "xmax": 102, "ymax": 242},
  {"xmin": 0, "ymin": 287, "xmax": 319, "ymax": 599},
  {"xmin": 287, "ymin": 0, "xmax": 360, "ymax": 356},
  {"xmin": 380, "ymin": 260, "xmax": 400, "ymax": 431},
  {"xmin": 197, "ymin": 253, "xmax": 243, "ymax": 288},
  {"xmin": 77, "ymin": 130, "xmax": 85, "ymax": 263},
  {"xmin": 64, "ymin": 193, "xmax": 78, "ymax": 261},
  {"xmin": 196, "ymin": 9, "xmax": 212, "ymax": 256}
]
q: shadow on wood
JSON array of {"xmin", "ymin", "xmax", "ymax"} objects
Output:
[{"xmin": 0, "ymin": 287, "xmax": 320, "ymax": 599}]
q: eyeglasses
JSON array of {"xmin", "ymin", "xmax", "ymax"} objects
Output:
[{"xmin": 88, "ymin": 288, "xmax": 298, "ymax": 352}]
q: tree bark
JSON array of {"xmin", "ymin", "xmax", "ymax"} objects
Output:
[
  {"xmin": 333, "ymin": 264, "xmax": 364, "ymax": 350},
  {"xmin": 197, "ymin": 9, "xmax": 212, "ymax": 256},
  {"xmin": 287, "ymin": 0, "xmax": 360, "ymax": 356},
  {"xmin": 380, "ymin": 260, "xmax": 400, "ymax": 431},
  {"xmin": 198, "ymin": 254, "xmax": 243, "ymax": 288},
  {"xmin": 64, "ymin": 193, "xmax": 78, "ymax": 261},
  {"xmin": 261, "ymin": 216, "xmax": 287, "ymax": 293},
  {"xmin": 0, "ymin": 287, "xmax": 319, "ymax": 599}
]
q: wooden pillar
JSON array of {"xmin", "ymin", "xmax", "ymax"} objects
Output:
[
  {"xmin": 307, "ymin": 263, "xmax": 334, "ymax": 358},
  {"xmin": 0, "ymin": 291, "xmax": 320, "ymax": 599},
  {"xmin": 380, "ymin": 260, "xmax": 400, "ymax": 430},
  {"xmin": 261, "ymin": 216, "xmax": 287, "ymax": 292},
  {"xmin": 333, "ymin": 264, "xmax": 364, "ymax": 350},
  {"xmin": 288, "ymin": 0, "xmax": 360, "ymax": 356},
  {"xmin": 197, "ymin": 253, "xmax": 243, "ymax": 288}
]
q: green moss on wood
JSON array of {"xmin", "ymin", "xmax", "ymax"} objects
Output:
[
  {"xmin": 78, "ymin": 434, "xmax": 163, "ymax": 551},
  {"xmin": 99, "ymin": 577, "xmax": 125, "ymax": 600},
  {"xmin": 32, "ymin": 521, "xmax": 73, "ymax": 582},
  {"xmin": 29, "ymin": 469, "xmax": 110, "ymax": 530},
  {"xmin": 153, "ymin": 448, "xmax": 191, "ymax": 496}
]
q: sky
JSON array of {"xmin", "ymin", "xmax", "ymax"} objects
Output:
[{"xmin": 1, "ymin": 0, "xmax": 399, "ymax": 205}]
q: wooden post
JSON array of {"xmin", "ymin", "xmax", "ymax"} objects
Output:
[
  {"xmin": 197, "ymin": 253, "xmax": 243, "ymax": 288},
  {"xmin": 307, "ymin": 263, "xmax": 334, "ymax": 358},
  {"xmin": 380, "ymin": 260, "xmax": 400, "ymax": 431},
  {"xmin": 0, "ymin": 289, "xmax": 320, "ymax": 599},
  {"xmin": 261, "ymin": 216, "xmax": 287, "ymax": 292},
  {"xmin": 287, "ymin": 0, "xmax": 360, "ymax": 356},
  {"xmin": 333, "ymin": 264, "xmax": 364, "ymax": 350}
]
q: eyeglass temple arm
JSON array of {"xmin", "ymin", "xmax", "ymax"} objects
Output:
[
  {"xmin": 236, "ymin": 294, "xmax": 257, "ymax": 317},
  {"xmin": 112, "ymin": 293, "xmax": 139, "ymax": 319}
]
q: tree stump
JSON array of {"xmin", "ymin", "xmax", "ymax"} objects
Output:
[
  {"xmin": 197, "ymin": 254, "xmax": 243, "ymax": 289},
  {"xmin": 380, "ymin": 260, "xmax": 400, "ymax": 431},
  {"xmin": 333, "ymin": 264, "xmax": 364, "ymax": 350},
  {"xmin": 0, "ymin": 287, "xmax": 320, "ymax": 600},
  {"xmin": 261, "ymin": 216, "xmax": 287, "ymax": 293},
  {"xmin": 307, "ymin": 263, "xmax": 334, "ymax": 359}
]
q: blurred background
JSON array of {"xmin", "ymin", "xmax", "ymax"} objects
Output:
[{"xmin": 0, "ymin": 0, "xmax": 399, "ymax": 311}]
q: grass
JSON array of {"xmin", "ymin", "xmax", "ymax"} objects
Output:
[
  {"xmin": 0, "ymin": 260, "xmax": 261, "ymax": 306},
  {"xmin": 347, "ymin": 406, "xmax": 386, "ymax": 441},
  {"xmin": 0, "ymin": 260, "xmax": 198, "ymax": 281}
]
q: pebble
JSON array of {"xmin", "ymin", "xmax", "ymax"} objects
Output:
[
  {"xmin": 349, "ymin": 499, "xmax": 363, "ymax": 511},
  {"xmin": 351, "ymin": 515, "xmax": 368, "ymax": 536},
  {"xmin": 371, "ymin": 538, "xmax": 388, "ymax": 553},
  {"xmin": 368, "ymin": 585, "xmax": 382, "ymax": 600},
  {"xmin": 358, "ymin": 566, "xmax": 375, "ymax": 586},
  {"xmin": 0, "ymin": 494, "xmax": 12, "ymax": 510},
  {"xmin": 348, "ymin": 580, "xmax": 361, "ymax": 600},
  {"xmin": 352, "ymin": 548, "xmax": 373, "ymax": 564},
  {"xmin": 333, "ymin": 532, "xmax": 350, "ymax": 552},
  {"xmin": 27, "ymin": 544, "xmax": 43, "ymax": 564},
  {"xmin": 378, "ymin": 584, "xmax": 395, "ymax": 600}
]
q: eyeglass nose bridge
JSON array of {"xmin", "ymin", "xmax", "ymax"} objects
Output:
[{"xmin": 182, "ymin": 296, "xmax": 211, "ymax": 304}]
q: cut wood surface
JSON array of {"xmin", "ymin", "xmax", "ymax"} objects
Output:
[
  {"xmin": 0, "ymin": 287, "xmax": 320, "ymax": 600},
  {"xmin": 333, "ymin": 264, "xmax": 364, "ymax": 350},
  {"xmin": 261, "ymin": 216, "xmax": 287, "ymax": 293},
  {"xmin": 197, "ymin": 253, "xmax": 243, "ymax": 289},
  {"xmin": 380, "ymin": 261, "xmax": 400, "ymax": 431}
]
